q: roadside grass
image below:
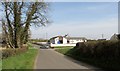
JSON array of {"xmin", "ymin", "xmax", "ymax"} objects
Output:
[
  {"xmin": 2, "ymin": 43, "xmax": 38, "ymax": 70},
  {"xmin": 27, "ymin": 43, "xmax": 34, "ymax": 49},
  {"xmin": 55, "ymin": 47, "xmax": 72, "ymax": 54}
]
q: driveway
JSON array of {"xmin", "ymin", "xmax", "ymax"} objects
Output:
[{"xmin": 34, "ymin": 48, "xmax": 101, "ymax": 70}]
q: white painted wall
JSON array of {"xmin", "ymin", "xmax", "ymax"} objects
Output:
[
  {"xmin": 50, "ymin": 37, "xmax": 87, "ymax": 45},
  {"xmin": 50, "ymin": 43, "xmax": 76, "ymax": 47},
  {"xmin": 36, "ymin": 42, "xmax": 47, "ymax": 44},
  {"xmin": 69, "ymin": 39, "xmax": 86, "ymax": 44},
  {"xmin": 63, "ymin": 37, "xmax": 67, "ymax": 44},
  {"xmin": 55, "ymin": 37, "xmax": 59, "ymax": 44}
]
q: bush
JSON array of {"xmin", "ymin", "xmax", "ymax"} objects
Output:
[
  {"xmin": 67, "ymin": 40, "xmax": 120, "ymax": 59},
  {"xmin": 2, "ymin": 45, "xmax": 28, "ymax": 59},
  {"xmin": 65, "ymin": 40, "xmax": 120, "ymax": 70}
]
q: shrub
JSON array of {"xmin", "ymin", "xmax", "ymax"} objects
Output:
[
  {"xmin": 2, "ymin": 45, "xmax": 28, "ymax": 59},
  {"xmin": 67, "ymin": 40, "xmax": 120, "ymax": 59},
  {"xmin": 65, "ymin": 40, "xmax": 120, "ymax": 70}
]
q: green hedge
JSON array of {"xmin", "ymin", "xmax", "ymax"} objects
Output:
[
  {"xmin": 68, "ymin": 41, "xmax": 120, "ymax": 59},
  {"xmin": 2, "ymin": 46, "xmax": 28, "ymax": 59},
  {"xmin": 65, "ymin": 40, "xmax": 120, "ymax": 70}
]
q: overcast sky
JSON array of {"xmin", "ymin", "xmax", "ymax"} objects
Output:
[{"xmin": 31, "ymin": 2, "xmax": 118, "ymax": 40}]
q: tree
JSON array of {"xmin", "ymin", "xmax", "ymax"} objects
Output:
[{"xmin": 1, "ymin": 1, "xmax": 50, "ymax": 48}]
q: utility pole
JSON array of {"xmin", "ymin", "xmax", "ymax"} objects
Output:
[{"xmin": 102, "ymin": 34, "xmax": 104, "ymax": 39}]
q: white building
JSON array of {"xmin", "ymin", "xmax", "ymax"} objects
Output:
[
  {"xmin": 110, "ymin": 33, "xmax": 120, "ymax": 41},
  {"xmin": 66, "ymin": 37, "xmax": 87, "ymax": 44},
  {"xmin": 49, "ymin": 36, "xmax": 67, "ymax": 44},
  {"xmin": 48, "ymin": 36, "xmax": 87, "ymax": 47}
]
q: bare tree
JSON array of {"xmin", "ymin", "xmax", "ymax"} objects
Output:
[{"xmin": 1, "ymin": 1, "xmax": 50, "ymax": 48}]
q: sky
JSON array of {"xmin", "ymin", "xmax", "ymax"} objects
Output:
[
  {"xmin": 31, "ymin": 2, "xmax": 118, "ymax": 40},
  {"xmin": 45, "ymin": 0, "xmax": 119, "ymax": 2},
  {"xmin": 0, "ymin": 2, "xmax": 118, "ymax": 40},
  {"xmin": 0, "ymin": 0, "xmax": 119, "ymax": 2}
]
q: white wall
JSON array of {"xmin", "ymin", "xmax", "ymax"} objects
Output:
[
  {"xmin": 63, "ymin": 37, "xmax": 67, "ymax": 44},
  {"xmin": 36, "ymin": 42, "xmax": 47, "ymax": 44},
  {"xmin": 69, "ymin": 39, "xmax": 86, "ymax": 44},
  {"xmin": 54, "ymin": 37, "xmax": 67, "ymax": 44},
  {"xmin": 50, "ymin": 43, "xmax": 76, "ymax": 47},
  {"xmin": 50, "ymin": 37, "xmax": 87, "ymax": 44},
  {"xmin": 55, "ymin": 37, "xmax": 59, "ymax": 44}
]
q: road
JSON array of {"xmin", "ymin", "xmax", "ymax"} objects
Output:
[{"xmin": 34, "ymin": 46, "xmax": 101, "ymax": 70}]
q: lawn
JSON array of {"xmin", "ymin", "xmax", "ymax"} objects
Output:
[
  {"xmin": 1, "ymin": 44, "xmax": 38, "ymax": 70},
  {"xmin": 55, "ymin": 47, "xmax": 72, "ymax": 54}
]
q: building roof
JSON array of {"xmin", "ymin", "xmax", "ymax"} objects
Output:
[
  {"xmin": 49, "ymin": 36, "xmax": 63, "ymax": 40},
  {"xmin": 49, "ymin": 35, "xmax": 87, "ymax": 40}
]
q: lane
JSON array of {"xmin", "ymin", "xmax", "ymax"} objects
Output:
[{"xmin": 34, "ymin": 48, "xmax": 99, "ymax": 70}]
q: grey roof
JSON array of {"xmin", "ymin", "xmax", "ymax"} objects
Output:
[
  {"xmin": 49, "ymin": 36, "xmax": 63, "ymax": 40},
  {"xmin": 49, "ymin": 36, "xmax": 87, "ymax": 40},
  {"xmin": 66, "ymin": 37, "xmax": 87, "ymax": 40}
]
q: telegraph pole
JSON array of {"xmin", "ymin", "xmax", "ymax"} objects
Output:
[{"xmin": 102, "ymin": 34, "xmax": 104, "ymax": 39}]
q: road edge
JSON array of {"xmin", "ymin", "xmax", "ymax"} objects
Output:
[{"xmin": 33, "ymin": 49, "xmax": 39, "ymax": 69}]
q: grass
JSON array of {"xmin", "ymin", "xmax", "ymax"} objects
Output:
[
  {"xmin": 27, "ymin": 42, "xmax": 35, "ymax": 49},
  {"xmin": 55, "ymin": 47, "xmax": 72, "ymax": 54},
  {"xmin": 1, "ymin": 43, "xmax": 38, "ymax": 70}
]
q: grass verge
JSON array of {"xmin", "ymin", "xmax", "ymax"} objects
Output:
[
  {"xmin": 2, "ymin": 44, "xmax": 38, "ymax": 70},
  {"xmin": 55, "ymin": 47, "xmax": 72, "ymax": 54}
]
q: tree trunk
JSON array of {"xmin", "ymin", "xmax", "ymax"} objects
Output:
[{"xmin": 14, "ymin": 2, "xmax": 18, "ymax": 48}]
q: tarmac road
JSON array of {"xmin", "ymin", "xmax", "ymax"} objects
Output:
[{"xmin": 34, "ymin": 48, "xmax": 101, "ymax": 70}]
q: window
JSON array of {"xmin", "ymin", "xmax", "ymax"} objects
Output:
[{"xmin": 67, "ymin": 40, "xmax": 69, "ymax": 43}]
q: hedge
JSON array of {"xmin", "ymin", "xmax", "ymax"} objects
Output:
[
  {"xmin": 2, "ymin": 45, "xmax": 28, "ymax": 59},
  {"xmin": 68, "ymin": 40, "xmax": 120, "ymax": 59},
  {"xmin": 65, "ymin": 40, "xmax": 120, "ymax": 70}
]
